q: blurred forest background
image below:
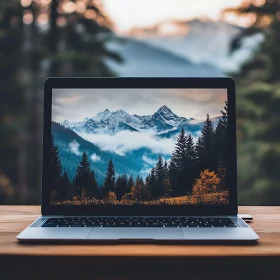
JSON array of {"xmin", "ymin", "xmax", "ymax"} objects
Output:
[{"xmin": 0, "ymin": 0, "xmax": 279, "ymax": 205}]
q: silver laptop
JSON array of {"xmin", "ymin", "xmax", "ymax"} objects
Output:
[{"xmin": 17, "ymin": 77, "xmax": 259, "ymax": 242}]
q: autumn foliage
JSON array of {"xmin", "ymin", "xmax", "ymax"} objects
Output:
[{"xmin": 193, "ymin": 169, "xmax": 221, "ymax": 204}]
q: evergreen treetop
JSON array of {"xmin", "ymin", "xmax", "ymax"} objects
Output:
[
  {"xmin": 50, "ymin": 135, "xmax": 62, "ymax": 190},
  {"xmin": 73, "ymin": 151, "xmax": 98, "ymax": 198},
  {"xmin": 103, "ymin": 159, "xmax": 116, "ymax": 194},
  {"xmin": 172, "ymin": 128, "xmax": 188, "ymax": 169}
]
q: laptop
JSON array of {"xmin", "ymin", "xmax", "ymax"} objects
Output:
[{"xmin": 17, "ymin": 77, "xmax": 259, "ymax": 242}]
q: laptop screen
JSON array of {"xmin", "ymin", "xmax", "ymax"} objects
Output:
[{"xmin": 51, "ymin": 88, "xmax": 229, "ymax": 210}]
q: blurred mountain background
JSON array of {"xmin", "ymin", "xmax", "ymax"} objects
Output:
[{"xmin": 0, "ymin": 0, "xmax": 279, "ymax": 205}]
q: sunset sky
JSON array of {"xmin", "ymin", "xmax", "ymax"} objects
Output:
[
  {"xmin": 103, "ymin": 0, "xmax": 245, "ymax": 32},
  {"xmin": 52, "ymin": 88, "xmax": 227, "ymax": 123}
]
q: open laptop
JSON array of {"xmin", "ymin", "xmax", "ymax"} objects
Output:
[{"xmin": 17, "ymin": 77, "xmax": 259, "ymax": 242}]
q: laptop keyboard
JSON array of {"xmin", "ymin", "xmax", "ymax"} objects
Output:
[{"xmin": 41, "ymin": 217, "xmax": 238, "ymax": 228}]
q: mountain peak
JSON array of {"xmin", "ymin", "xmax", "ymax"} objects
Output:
[
  {"xmin": 157, "ymin": 105, "xmax": 176, "ymax": 116},
  {"xmin": 94, "ymin": 109, "xmax": 113, "ymax": 122},
  {"xmin": 158, "ymin": 105, "xmax": 170, "ymax": 111},
  {"xmin": 115, "ymin": 109, "xmax": 126, "ymax": 114}
]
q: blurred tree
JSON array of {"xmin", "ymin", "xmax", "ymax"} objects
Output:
[
  {"xmin": 225, "ymin": 0, "xmax": 280, "ymax": 82},
  {"xmin": 225, "ymin": 1, "xmax": 280, "ymax": 204},
  {"xmin": 48, "ymin": 0, "xmax": 123, "ymax": 77},
  {"xmin": 0, "ymin": 0, "xmax": 122, "ymax": 204},
  {"xmin": 0, "ymin": 0, "xmax": 25, "ymax": 203},
  {"xmin": 236, "ymin": 84, "xmax": 280, "ymax": 204}
]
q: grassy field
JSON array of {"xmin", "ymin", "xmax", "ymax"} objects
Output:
[{"xmin": 52, "ymin": 191, "xmax": 229, "ymax": 206}]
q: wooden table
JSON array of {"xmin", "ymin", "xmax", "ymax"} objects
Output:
[{"xmin": 0, "ymin": 206, "xmax": 280, "ymax": 279}]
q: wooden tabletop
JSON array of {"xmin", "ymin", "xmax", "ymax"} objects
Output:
[{"xmin": 1, "ymin": 206, "xmax": 280, "ymax": 279}]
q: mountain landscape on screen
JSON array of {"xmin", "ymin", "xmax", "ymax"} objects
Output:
[
  {"xmin": 61, "ymin": 105, "xmax": 220, "ymax": 137},
  {"xmin": 50, "ymin": 89, "xmax": 230, "ymax": 207}
]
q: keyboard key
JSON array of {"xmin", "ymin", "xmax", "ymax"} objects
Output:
[{"xmin": 70, "ymin": 225, "xmax": 85, "ymax": 227}]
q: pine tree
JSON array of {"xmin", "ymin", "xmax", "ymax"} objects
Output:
[
  {"xmin": 217, "ymin": 157, "xmax": 227, "ymax": 190},
  {"xmin": 87, "ymin": 171, "xmax": 99, "ymax": 199},
  {"xmin": 115, "ymin": 176, "xmax": 122, "ymax": 200},
  {"xmin": 73, "ymin": 151, "xmax": 98, "ymax": 198},
  {"xmin": 0, "ymin": 1, "xmax": 25, "ymax": 203},
  {"xmin": 121, "ymin": 174, "xmax": 128, "ymax": 197},
  {"xmin": 170, "ymin": 129, "xmax": 188, "ymax": 195},
  {"xmin": 148, "ymin": 168, "xmax": 157, "ymax": 198},
  {"xmin": 154, "ymin": 156, "xmax": 165, "ymax": 198},
  {"xmin": 50, "ymin": 135, "xmax": 62, "ymax": 192},
  {"xmin": 196, "ymin": 114, "xmax": 216, "ymax": 172},
  {"xmin": 103, "ymin": 159, "xmax": 116, "ymax": 195},
  {"xmin": 133, "ymin": 176, "xmax": 150, "ymax": 203},
  {"xmin": 163, "ymin": 161, "xmax": 172, "ymax": 197},
  {"xmin": 59, "ymin": 171, "xmax": 71, "ymax": 201},
  {"xmin": 128, "ymin": 174, "xmax": 134, "ymax": 193},
  {"xmin": 145, "ymin": 174, "xmax": 151, "ymax": 198},
  {"xmin": 225, "ymin": 0, "xmax": 280, "ymax": 82},
  {"xmin": 172, "ymin": 128, "xmax": 188, "ymax": 167},
  {"xmin": 185, "ymin": 135, "xmax": 197, "ymax": 194},
  {"xmin": 215, "ymin": 102, "xmax": 228, "ymax": 187},
  {"xmin": 169, "ymin": 157, "xmax": 177, "ymax": 196},
  {"xmin": 115, "ymin": 174, "xmax": 128, "ymax": 200},
  {"xmin": 215, "ymin": 102, "xmax": 228, "ymax": 154}
]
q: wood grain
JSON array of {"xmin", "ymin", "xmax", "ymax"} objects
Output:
[
  {"xmin": 0, "ymin": 206, "xmax": 279, "ymax": 256},
  {"xmin": 1, "ymin": 206, "xmax": 280, "ymax": 279}
]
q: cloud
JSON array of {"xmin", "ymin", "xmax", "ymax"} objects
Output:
[
  {"xmin": 140, "ymin": 168, "xmax": 152, "ymax": 177},
  {"xmin": 78, "ymin": 131, "xmax": 176, "ymax": 156},
  {"xmin": 142, "ymin": 155, "xmax": 157, "ymax": 165},
  {"xmin": 90, "ymin": 153, "xmax": 101, "ymax": 162},
  {"xmin": 69, "ymin": 140, "xmax": 81, "ymax": 156}
]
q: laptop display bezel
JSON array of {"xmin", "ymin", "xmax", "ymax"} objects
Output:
[{"xmin": 42, "ymin": 77, "xmax": 237, "ymax": 216}]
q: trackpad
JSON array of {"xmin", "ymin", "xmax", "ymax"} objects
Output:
[{"xmin": 88, "ymin": 228, "xmax": 184, "ymax": 240}]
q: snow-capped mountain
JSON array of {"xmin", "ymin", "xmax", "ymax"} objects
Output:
[
  {"xmin": 61, "ymin": 105, "xmax": 219, "ymax": 136},
  {"xmin": 143, "ymin": 105, "xmax": 187, "ymax": 131}
]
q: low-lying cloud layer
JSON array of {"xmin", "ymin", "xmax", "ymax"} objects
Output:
[{"xmin": 78, "ymin": 131, "xmax": 176, "ymax": 156}]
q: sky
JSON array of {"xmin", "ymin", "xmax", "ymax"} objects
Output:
[
  {"xmin": 52, "ymin": 88, "xmax": 227, "ymax": 123},
  {"xmin": 103, "ymin": 0, "xmax": 244, "ymax": 32}
]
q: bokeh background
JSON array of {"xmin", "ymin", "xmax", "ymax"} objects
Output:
[{"xmin": 0, "ymin": 0, "xmax": 279, "ymax": 205}]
